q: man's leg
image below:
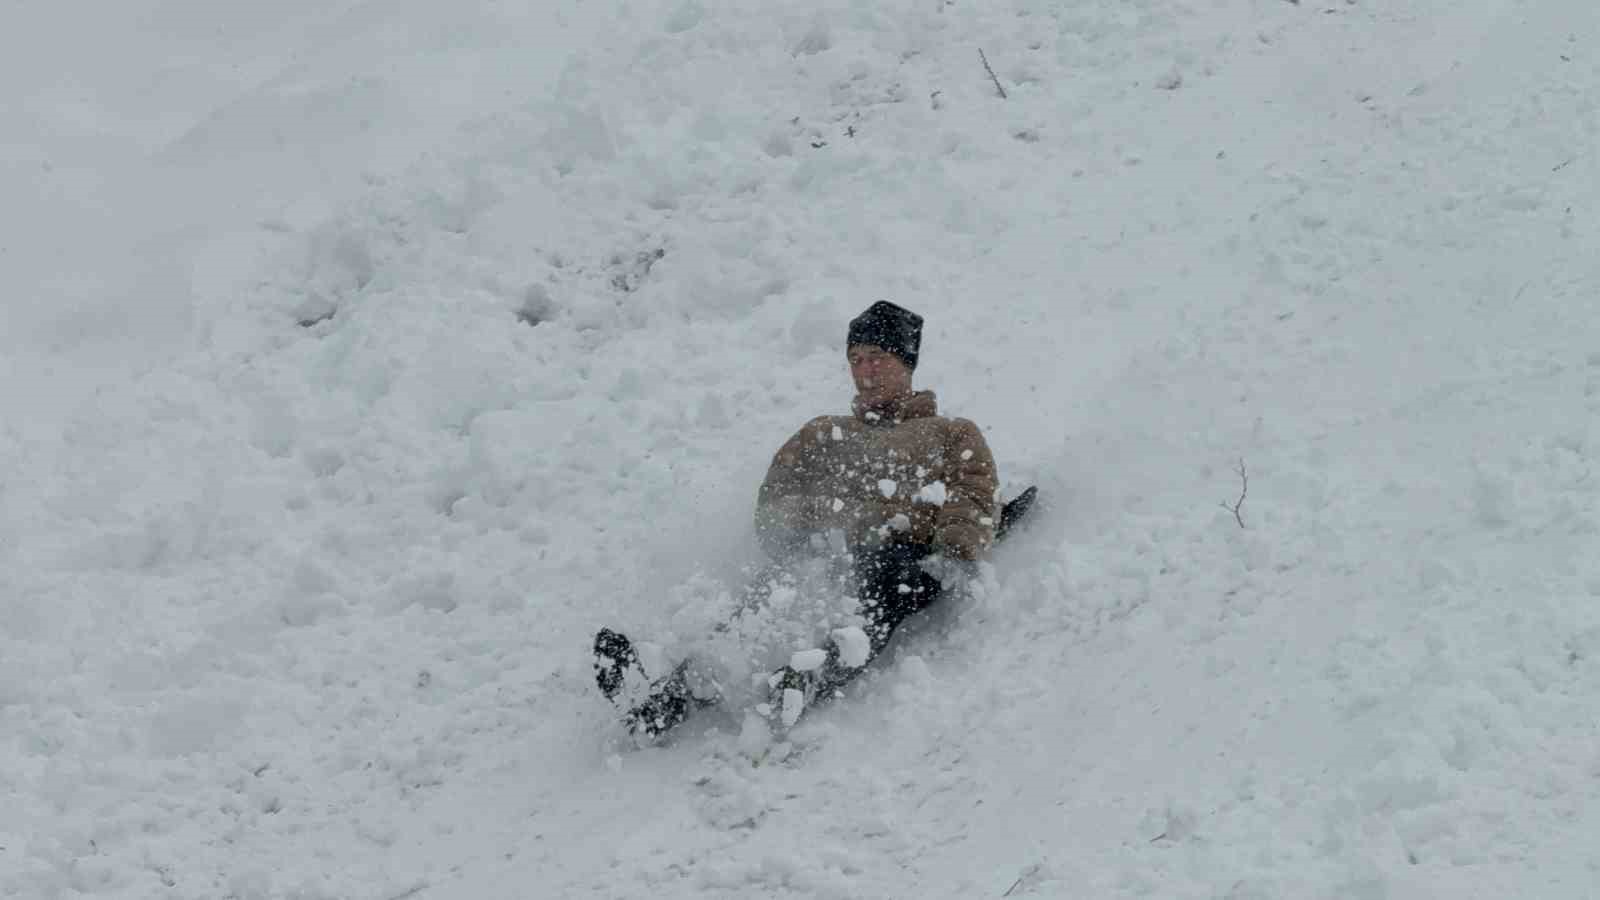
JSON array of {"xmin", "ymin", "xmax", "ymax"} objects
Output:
[
  {"xmin": 601, "ymin": 562, "xmax": 808, "ymax": 737},
  {"xmin": 853, "ymin": 542, "xmax": 943, "ymax": 656},
  {"xmin": 795, "ymin": 542, "xmax": 944, "ymax": 703},
  {"xmin": 621, "ymin": 659, "xmax": 698, "ymax": 736}
]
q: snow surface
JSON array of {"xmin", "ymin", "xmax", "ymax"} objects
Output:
[
  {"xmin": 831, "ymin": 626, "xmax": 872, "ymax": 670},
  {"xmin": 5, "ymin": 0, "xmax": 1600, "ymax": 897}
]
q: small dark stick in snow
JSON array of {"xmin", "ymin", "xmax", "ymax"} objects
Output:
[
  {"xmin": 1221, "ymin": 458, "xmax": 1248, "ymax": 528},
  {"xmin": 979, "ymin": 49, "xmax": 1008, "ymax": 99},
  {"xmin": 1003, "ymin": 862, "xmax": 1042, "ymax": 896},
  {"xmin": 384, "ymin": 883, "xmax": 428, "ymax": 900}
]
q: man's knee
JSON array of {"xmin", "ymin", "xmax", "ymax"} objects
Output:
[{"xmin": 853, "ymin": 542, "xmax": 942, "ymax": 642}]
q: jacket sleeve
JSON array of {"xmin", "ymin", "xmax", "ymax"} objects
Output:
[
  {"xmin": 933, "ymin": 418, "xmax": 999, "ymax": 560},
  {"xmin": 754, "ymin": 417, "xmax": 831, "ymax": 558}
]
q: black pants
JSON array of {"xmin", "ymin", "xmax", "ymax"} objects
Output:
[
  {"xmin": 796, "ymin": 542, "xmax": 951, "ymax": 700},
  {"xmin": 623, "ymin": 543, "xmax": 952, "ymax": 734},
  {"xmin": 852, "ymin": 542, "xmax": 945, "ymax": 654}
]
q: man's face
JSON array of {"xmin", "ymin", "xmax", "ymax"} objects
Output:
[{"xmin": 848, "ymin": 344, "xmax": 913, "ymax": 404}]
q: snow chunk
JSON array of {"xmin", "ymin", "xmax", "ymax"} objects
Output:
[
  {"xmin": 877, "ymin": 479, "xmax": 897, "ymax": 498},
  {"xmin": 961, "ymin": 449, "xmax": 973, "ymax": 461},
  {"xmin": 790, "ymin": 648, "xmax": 827, "ymax": 672},
  {"xmin": 831, "ymin": 626, "xmax": 871, "ymax": 668},
  {"xmin": 831, "ymin": 425, "xmax": 843, "ymax": 441},
  {"xmin": 780, "ymin": 688, "xmax": 805, "ymax": 727},
  {"xmin": 831, "ymin": 497, "xmax": 844, "ymax": 513},
  {"xmin": 886, "ymin": 513, "xmax": 910, "ymax": 532},
  {"xmin": 915, "ymin": 481, "xmax": 948, "ymax": 505}
]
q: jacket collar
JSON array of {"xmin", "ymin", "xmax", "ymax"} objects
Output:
[{"xmin": 852, "ymin": 389, "xmax": 938, "ymax": 425}]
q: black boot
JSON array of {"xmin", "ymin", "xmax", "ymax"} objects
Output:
[
  {"xmin": 761, "ymin": 665, "xmax": 819, "ymax": 730},
  {"xmin": 624, "ymin": 661, "xmax": 695, "ymax": 737},
  {"xmin": 593, "ymin": 628, "xmax": 642, "ymax": 701},
  {"xmin": 599, "ymin": 630, "xmax": 717, "ymax": 738}
]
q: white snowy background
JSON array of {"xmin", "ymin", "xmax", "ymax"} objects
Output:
[{"xmin": 4, "ymin": 0, "xmax": 1599, "ymax": 897}]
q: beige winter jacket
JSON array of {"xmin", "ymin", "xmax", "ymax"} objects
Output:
[{"xmin": 755, "ymin": 391, "xmax": 999, "ymax": 561}]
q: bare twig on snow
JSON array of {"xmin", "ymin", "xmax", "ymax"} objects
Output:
[
  {"xmin": 1003, "ymin": 862, "xmax": 1041, "ymax": 896},
  {"xmin": 979, "ymin": 48, "xmax": 1008, "ymax": 99},
  {"xmin": 1220, "ymin": 458, "xmax": 1247, "ymax": 528}
]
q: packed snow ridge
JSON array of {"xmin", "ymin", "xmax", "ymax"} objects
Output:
[{"xmin": 4, "ymin": 0, "xmax": 1599, "ymax": 897}]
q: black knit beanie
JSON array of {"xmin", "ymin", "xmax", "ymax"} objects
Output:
[{"xmin": 846, "ymin": 301, "xmax": 923, "ymax": 370}]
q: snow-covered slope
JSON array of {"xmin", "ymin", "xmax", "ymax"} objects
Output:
[{"xmin": 5, "ymin": 0, "xmax": 1599, "ymax": 897}]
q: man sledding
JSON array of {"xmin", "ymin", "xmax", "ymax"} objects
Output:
[{"xmin": 594, "ymin": 301, "xmax": 1034, "ymax": 737}]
